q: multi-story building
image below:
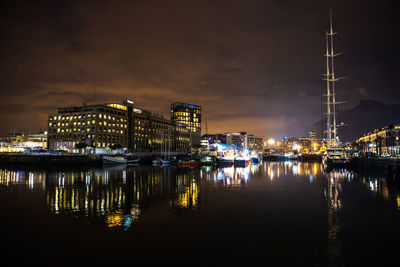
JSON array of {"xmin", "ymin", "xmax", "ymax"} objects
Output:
[
  {"xmin": 47, "ymin": 100, "xmax": 190, "ymax": 152},
  {"xmin": 357, "ymin": 124, "xmax": 400, "ymax": 155},
  {"xmin": 170, "ymin": 102, "xmax": 201, "ymax": 146},
  {"xmin": 288, "ymin": 137, "xmax": 312, "ymax": 154},
  {"xmin": 226, "ymin": 132, "xmax": 248, "ymax": 148},
  {"xmin": 0, "ymin": 132, "xmax": 47, "ymax": 152},
  {"xmin": 200, "ymin": 133, "xmax": 227, "ymax": 147},
  {"xmin": 247, "ymin": 134, "xmax": 264, "ymax": 152}
]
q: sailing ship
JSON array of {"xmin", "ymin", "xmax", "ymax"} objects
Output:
[{"xmin": 322, "ymin": 11, "xmax": 349, "ymax": 167}]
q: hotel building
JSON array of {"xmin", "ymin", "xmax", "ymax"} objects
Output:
[
  {"xmin": 47, "ymin": 100, "xmax": 190, "ymax": 152},
  {"xmin": 170, "ymin": 102, "xmax": 201, "ymax": 146}
]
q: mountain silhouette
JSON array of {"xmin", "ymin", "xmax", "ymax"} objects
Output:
[{"xmin": 315, "ymin": 100, "xmax": 400, "ymax": 142}]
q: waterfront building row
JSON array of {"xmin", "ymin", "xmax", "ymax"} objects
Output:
[
  {"xmin": 0, "ymin": 132, "xmax": 47, "ymax": 152},
  {"xmin": 47, "ymin": 99, "xmax": 199, "ymax": 152},
  {"xmin": 357, "ymin": 124, "xmax": 400, "ymax": 155},
  {"xmin": 201, "ymin": 132, "xmax": 264, "ymax": 152}
]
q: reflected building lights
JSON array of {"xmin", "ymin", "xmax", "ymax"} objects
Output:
[{"xmin": 2, "ymin": 162, "xmax": 400, "ymax": 231}]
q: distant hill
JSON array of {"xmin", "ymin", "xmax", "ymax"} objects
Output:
[{"xmin": 315, "ymin": 100, "xmax": 400, "ymax": 142}]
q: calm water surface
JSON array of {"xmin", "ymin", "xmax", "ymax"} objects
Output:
[{"xmin": 1, "ymin": 161, "xmax": 400, "ymax": 266}]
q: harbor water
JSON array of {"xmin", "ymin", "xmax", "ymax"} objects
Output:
[{"xmin": 1, "ymin": 162, "xmax": 400, "ymax": 266}]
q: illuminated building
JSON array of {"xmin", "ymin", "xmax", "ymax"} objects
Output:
[
  {"xmin": 200, "ymin": 133, "xmax": 227, "ymax": 147},
  {"xmin": 357, "ymin": 124, "xmax": 400, "ymax": 156},
  {"xmin": 47, "ymin": 100, "xmax": 190, "ymax": 152},
  {"xmin": 226, "ymin": 132, "xmax": 248, "ymax": 148},
  {"xmin": 0, "ymin": 132, "xmax": 47, "ymax": 152},
  {"xmin": 309, "ymin": 129, "xmax": 317, "ymax": 140},
  {"xmin": 170, "ymin": 102, "xmax": 201, "ymax": 146},
  {"xmin": 247, "ymin": 134, "xmax": 264, "ymax": 152},
  {"xmin": 202, "ymin": 132, "xmax": 263, "ymax": 151}
]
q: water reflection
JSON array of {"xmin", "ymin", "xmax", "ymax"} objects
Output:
[{"xmin": 2, "ymin": 162, "xmax": 400, "ymax": 232}]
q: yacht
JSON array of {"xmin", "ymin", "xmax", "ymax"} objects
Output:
[{"xmin": 323, "ymin": 147, "xmax": 349, "ymax": 166}]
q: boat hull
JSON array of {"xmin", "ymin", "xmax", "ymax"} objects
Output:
[
  {"xmin": 103, "ymin": 156, "xmax": 127, "ymax": 164},
  {"xmin": 323, "ymin": 157, "xmax": 350, "ymax": 168},
  {"xmin": 216, "ymin": 159, "xmax": 234, "ymax": 167},
  {"xmin": 234, "ymin": 159, "xmax": 250, "ymax": 167},
  {"xmin": 251, "ymin": 157, "xmax": 259, "ymax": 164}
]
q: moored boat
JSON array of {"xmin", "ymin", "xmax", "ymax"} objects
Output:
[
  {"xmin": 216, "ymin": 157, "xmax": 234, "ymax": 167},
  {"xmin": 102, "ymin": 154, "xmax": 127, "ymax": 164},
  {"xmin": 234, "ymin": 158, "xmax": 251, "ymax": 167},
  {"xmin": 322, "ymin": 147, "xmax": 350, "ymax": 167}
]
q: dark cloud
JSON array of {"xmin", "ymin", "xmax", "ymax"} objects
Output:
[{"xmin": 0, "ymin": 0, "xmax": 398, "ymax": 139}]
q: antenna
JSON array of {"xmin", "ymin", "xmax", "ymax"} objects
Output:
[{"xmin": 205, "ymin": 117, "xmax": 208, "ymax": 134}]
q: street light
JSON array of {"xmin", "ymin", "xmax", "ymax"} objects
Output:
[{"xmin": 268, "ymin": 138, "xmax": 275, "ymax": 146}]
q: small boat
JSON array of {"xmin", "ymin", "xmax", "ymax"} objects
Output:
[
  {"xmin": 125, "ymin": 154, "xmax": 141, "ymax": 164},
  {"xmin": 103, "ymin": 154, "xmax": 127, "ymax": 164},
  {"xmin": 200, "ymin": 156, "xmax": 215, "ymax": 166},
  {"xmin": 161, "ymin": 159, "xmax": 170, "ymax": 165},
  {"xmin": 251, "ymin": 156, "xmax": 259, "ymax": 164},
  {"xmin": 127, "ymin": 158, "xmax": 141, "ymax": 164}
]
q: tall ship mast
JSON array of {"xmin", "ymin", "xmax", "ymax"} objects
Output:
[
  {"xmin": 324, "ymin": 10, "xmax": 343, "ymax": 148},
  {"xmin": 321, "ymin": 11, "xmax": 349, "ymax": 167}
]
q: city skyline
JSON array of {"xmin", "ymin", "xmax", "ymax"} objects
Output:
[{"xmin": 1, "ymin": 0, "xmax": 397, "ymax": 139}]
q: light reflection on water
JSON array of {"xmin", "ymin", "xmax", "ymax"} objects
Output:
[{"xmin": 1, "ymin": 162, "xmax": 400, "ymax": 231}]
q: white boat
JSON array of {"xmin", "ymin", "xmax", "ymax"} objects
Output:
[
  {"xmin": 161, "ymin": 159, "xmax": 170, "ymax": 165},
  {"xmin": 103, "ymin": 154, "xmax": 127, "ymax": 164},
  {"xmin": 323, "ymin": 147, "xmax": 350, "ymax": 166},
  {"xmin": 127, "ymin": 158, "xmax": 141, "ymax": 164}
]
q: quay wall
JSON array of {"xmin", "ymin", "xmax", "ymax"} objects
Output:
[
  {"xmin": 0, "ymin": 154, "xmax": 102, "ymax": 167},
  {"xmin": 0, "ymin": 152, "xmax": 190, "ymax": 168}
]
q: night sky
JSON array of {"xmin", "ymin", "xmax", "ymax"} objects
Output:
[{"xmin": 1, "ymin": 0, "xmax": 398, "ymax": 139}]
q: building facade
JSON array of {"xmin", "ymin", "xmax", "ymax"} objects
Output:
[
  {"xmin": 0, "ymin": 132, "xmax": 47, "ymax": 152},
  {"xmin": 357, "ymin": 124, "xmax": 400, "ymax": 156},
  {"xmin": 200, "ymin": 133, "xmax": 227, "ymax": 147},
  {"xmin": 170, "ymin": 102, "xmax": 201, "ymax": 146},
  {"xmin": 47, "ymin": 100, "xmax": 190, "ymax": 152},
  {"xmin": 247, "ymin": 134, "xmax": 264, "ymax": 152},
  {"xmin": 226, "ymin": 132, "xmax": 248, "ymax": 148}
]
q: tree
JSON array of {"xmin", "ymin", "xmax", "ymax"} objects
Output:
[
  {"xmin": 365, "ymin": 141, "xmax": 373, "ymax": 156},
  {"xmin": 374, "ymin": 136, "xmax": 384, "ymax": 156},
  {"xmin": 75, "ymin": 142, "xmax": 87, "ymax": 150},
  {"xmin": 357, "ymin": 141, "xmax": 366, "ymax": 156},
  {"xmin": 75, "ymin": 142, "xmax": 87, "ymax": 154},
  {"xmin": 351, "ymin": 142, "xmax": 361, "ymax": 156}
]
